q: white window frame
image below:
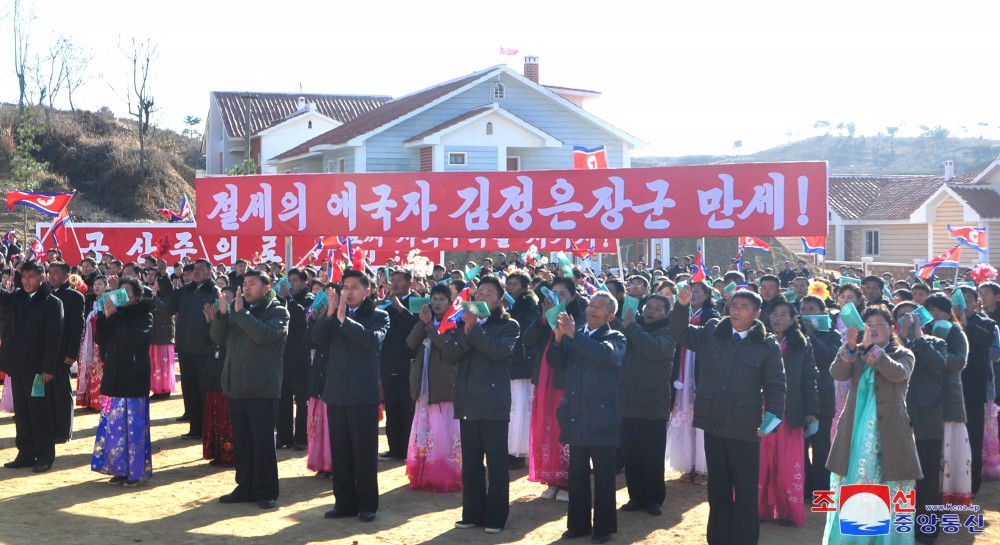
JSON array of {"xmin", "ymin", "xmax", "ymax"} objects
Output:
[
  {"xmin": 864, "ymin": 229, "xmax": 880, "ymax": 255},
  {"xmin": 448, "ymin": 152, "xmax": 467, "ymax": 166},
  {"xmin": 492, "ymin": 82, "xmax": 505, "ymax": 100}
]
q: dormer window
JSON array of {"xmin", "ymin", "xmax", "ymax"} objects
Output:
[
  {"xmin": 308, "ymin": 121, "xmax": 313, "ymax": 129},
  {"xmin": 492, "ymin": 82, "xmax": 505, "ymax": 100},
  {"xmin": 486, "ymin": 122, "xmax": 493, "ymax": 136}
]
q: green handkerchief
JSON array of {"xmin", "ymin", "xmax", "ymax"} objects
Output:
[
  {"xmin": 803, "ymin": 314, "xmax": 831, "ymax": 332},
  {"xmin": 932, "ymin": 319, "xmax": 953, "ymax": 339},
  {"xmin": 461, "ymin": 301, "xmax": 490, "ymax": 318},
  {"xmin": 724, "ymin": 282, "xmax": 738, "ymax": 295},
  {"xmin": 546, "ymin": 302, "xmax": 565, "ymax": 330},
  {"xmin": 31, "ymin": 374, "xmax": 45, "ymax": 397},
  {"xmin": 623, "ymin": 295, "xmax": 641, "ymax": 316},
  {"xmin": 913, "ymin": 306, "xmax": 934, "ymax": 326},
  {"xmin": 311, "ymin": 289, "xmax": 328, "ymax": 312},
  {"xmin": 782, "ymin": 290, "xmax": 797, "ymax": 302},
  {"xmin": 951, "ymin": 290, "xmax": 966, "ymax": 312},
  {"xmin": 838, "ymin": 276, "xmax": 862, "ymax": 285},
  {"xmin": 106, "ymin": 288, "xmax": 130, "ymax": 307},
  {"xmin": 839, "ymin": 303, "xmax": 865, "ymax": 331},
  {"xmin": 408, "ymin": 297, "xmax": 430, "ymax": 314},
  {"xmin": 759, "ymin": 411, "xmax": 782, "ymax": 435}
]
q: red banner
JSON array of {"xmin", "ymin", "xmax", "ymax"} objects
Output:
[
  {"xmin": 195, "ymin": 163, "xmax": 828, "ymax": 238},
  {"xmin": 38, "ymin": 223, "xmax": 617, "ymax": 267}
]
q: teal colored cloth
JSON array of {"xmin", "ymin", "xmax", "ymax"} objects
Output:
[{"xmin": 823, "ymin": 366, "xmax": 915, "ymax": 545}]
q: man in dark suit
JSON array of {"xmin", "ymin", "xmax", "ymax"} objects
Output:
[
  {"xmin": 312, "ymin": 270, "xmax": 389, "ymax": 523},
  {"xmin": 379, "ymin": 268, "xmax": 418, "ymax": 461},
  {"xmin": 276, "ymin": 268, "xmax": 314, "ymax": 450},
  {"xmin": 0, "ymin": 260, "xmax": 64, "ymax": 473},
  {"xmin": 47, "ymin": 261, "xmax": 85, "ymax": 442},
  {"xmin": 672, "ymin": 286, "xmax": 786, "ymax": 545}
]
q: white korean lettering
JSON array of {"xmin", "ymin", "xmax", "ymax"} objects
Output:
[
  {"xmin": 537, "ymin": 178, "xmax": 583, "ymax": 230},
  {"xmin": 213, "ymin": 237, "xmax": 238, "ymax": 265},
  {"xmin": 361, "ymin": 184, "xmax": 399, "ymax": 231},
  {"xmin": 584, "ymin": 176, "xmax": 634, "ymax": 230},
  {"xmin": 80, "ymin": 231, "xmax": 110, "ymax": 260},
  {"xmin": 327, "ymin": 182, "xmax": 358, "ymax": 231},
  {"xmin": 126, "ymin": 232, "xmax": 155, "ymax": 258},
  {"xmin": 277, "ymin": 182, "xmax": 307, "ymax": 231},
  {"xmin": 493, "ymin": 176, "xmax": 533, "ymax": 231},
  {"xmin": 736, "ymin": 173, "xmax": 785, "ymax": 229},
  {"xmin": 239, "ymin": 183, "xmax": 273, "ymax": 230},
  {"xmin": 207, "ymin": 184, "xmax": 240, "ymax": 231},
  {"xmin": 396, "ymin": 180, "xmax": 438, "ymax": 231},
  {"xmin": 449, "ymin": 176, "xmax": 490, "ymax": 231},
  {"xmin": 631, "ymin": 179, "xmax": 676, "ymax": 230},
  {"xmin": 169, "ymin": 232, "xmax": 197, "ymax": 260},
  {"xmin": 259, "ymin": 236, "xmax": 280, "ymax": 262},
  {"xmin": 697, "ymin": 174, "xmax": 744, "ymax": 229}
]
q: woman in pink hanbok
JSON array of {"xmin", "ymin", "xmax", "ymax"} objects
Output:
[
  {"xmin": 305, "ymin": 280, "xmax": 332, "ymax": 476},
  {"xmin": 79, "ymin": 276, "xmax": 108, "ymax": 411},
  {"xmin": 665, "ymin": 283, "xmax": 718, "ymax": 483},
  {"xmin": 404, "ymin": 285, "xmax": 462, "ymax": 491},
  {"xmin": 758, "ymin": 302, "xmax": 816, "ymax": 527}
]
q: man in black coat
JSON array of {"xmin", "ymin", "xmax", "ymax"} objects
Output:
[
  {"xmin": 955, "ymin": 286, "xmax": 996, "ymax": 496},
  {"xmin": 379, "ymin": 268, "xmax": 418, "ymax": 461},
  {"xmin": 549, "ymin": 292, "xmax": 627, "ymax": 544},
  {"xmin": 159, "ymin": 258, "xmax": 218, "ymax": 438},
  {"xmin": 312, "ymin": 270, "xmax": 389, "ymax": 523},
  {"xmin": 0, "ymin": 261, "xmax": 64, "ymax": 473},
  {"xmin": 47, "ymin": 261, "xmax": 85, "ymax": 442},
  {"xmin": 276, "ymin": 268, "xmax": 314, "ymax": 450},
  {"xmin": 445, "ymin": 276, "xmax": 519, "ymax": 535},
  {"xmin": 672, "ymin": 286, "xmax": 786, "ymax": 545}
]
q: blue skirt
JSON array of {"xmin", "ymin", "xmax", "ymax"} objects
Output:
[{"xmin": 91, "ymin": 397, "xmax": 153, "ymax": 481}]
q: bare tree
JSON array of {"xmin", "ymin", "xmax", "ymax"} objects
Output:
[
  {"xmin": 12, "ymin": 0, "xmax": 35, "ymax": 115},
  {"xmin": 121, "ymin": 38, "xmax": 158, "ymax": 187}
]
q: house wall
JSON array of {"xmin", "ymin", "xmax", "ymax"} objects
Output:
[
  {"xmin": 363, "ymin": 73, "xmax": 627, "ymax": 173},
  {"xmin": 259, "ymin": 114, "xmax": 340, "ymax": 170},
  {"xmin": 205, "ymin": 98, "xmax": 227, "ymax": 175},
  {"xmin": 989, "ymin": 221, "xmax": 1000, "ymax": 264},
  {"xmin": 443, "ymin": 145, "xmax": 497, "ymax": 171}
]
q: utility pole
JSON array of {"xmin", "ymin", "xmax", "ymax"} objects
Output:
[{"xmin": 243, "ymin": 93, "xmax": 257, "ymax": 171}]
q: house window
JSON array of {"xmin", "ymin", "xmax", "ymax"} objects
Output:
[
  {"xmin": 864, "ymin": 230, "xmax": 879, "ymax": 255},
  {"xmin": 506, "ymin": 156, "xmax": 520, "ymax": 171},
  {"xmin": 448, "ymin": 152, "xmax": 467, "ymax": 166},
  {"xmin": 492, "ymin": 82, "xmax": 505, "ymax": 100},
  {"xmin": 338, "ymin": 158, "xmax": 346, "ymax": 173},
  {"xmin": 308, "ymin": 121, "xmax": 313, "ymax": 129},
  {"xmin": 486, "ymin": 122, "xmax": 493, "ymax": 136}
]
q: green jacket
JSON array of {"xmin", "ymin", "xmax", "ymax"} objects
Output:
[{"xmin": 211, "ymin": 289, "xmax": 289, "ymax": 399}]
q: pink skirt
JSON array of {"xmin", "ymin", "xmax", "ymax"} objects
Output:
[
  {"xmin": 406, "ymin": 399, "xmax": 462, "ymax": 492},
  {"xmin": 940, "ymin": 421, "xmax": 972, "ymax": 505},
  {"xmin": 983, "ymin": 402, "xmax": 1000, "ymax": 481},
  {"xmin": 759, "ymin": 421, "xmax": 806, "ymax": 527},
  {"xmin": 306, "ymin": 398, "xmax": 333, "ymax": 473},
  {"xmin": 528, "ymin": 339, "xmax": 569, "ymax": 487},
  {"xmin": 0, "ymin": 375, "xmax": 12, "ymax": 413},
  {"xmin": 84, "ymin": 355, "xmax": 104, "ymax": 411},
  {"xmin": 149, "ymin": 344, "xmax": 176, "ymax": 395}
]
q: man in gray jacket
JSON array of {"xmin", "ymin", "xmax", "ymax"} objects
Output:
[{"xmin": 210, "ymin": 270, "xmax": 289, "ymax": 510}]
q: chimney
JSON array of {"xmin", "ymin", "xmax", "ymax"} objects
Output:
[
  {"xmin": 944, "ymin": 160, "xmax": 954, "ymax": 181},
  {"xmin": 524, "ymin": 56, "xmax": 539, "ymax": 84},
  {"xmin": 296, "ymin": 96, "xmax": 306, "ymax": 111}
]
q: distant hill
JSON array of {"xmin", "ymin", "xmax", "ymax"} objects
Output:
[{"xmin": 634, "ymin": 135, "xmax": 1000, "ymax": 175}]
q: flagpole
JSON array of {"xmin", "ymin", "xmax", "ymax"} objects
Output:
[
  {"xmin": 700, "ymin": 237, "xmax": 707, "ymax": 278},
  {"xmin": 68, "ymin": 218, "xmax": 85, "ymax": 261},
  {"xmin": 197, "ymin": 235, "xmax": 210, "ymax": 261},
  {"xmin": 615, "ymin": 239, "xmax": 623, "ymax": 277}
]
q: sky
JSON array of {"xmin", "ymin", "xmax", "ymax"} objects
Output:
[{"xmin": 2, "ymin": 0, "xmax": 999, "ymax": 157}]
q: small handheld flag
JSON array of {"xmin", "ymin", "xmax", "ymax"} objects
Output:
[
  {"xmin": 918, "ymin": 245, "xmax": 962, "ymax": 280},
  {"xmin": 948, "ymin": 225, "xmax": 987, "ymax": 253},
  {"xmin": 439, "ymin": 284, "xmax": 472, "ymax": 334},
  {"xmin": 691, "ymin": 245, "xmax": 707, "ymax": 283},
  {"xmin": 2, "ymin": 229, "xmax": 15, "ymax": 245},
  {"xmin": 5, "ymin": 190, "xmax": 74, "ymax": 217},
  {"xmin": 158, "ymin": 194, "xmax": 192, "ymax": 222},
  {"xmin": 802, "ymin": 236, "xmax": 826, "ymax": 255},
  {"xmin": 739, "ymin": 236, "xmax": 772, "ymax": 252}
]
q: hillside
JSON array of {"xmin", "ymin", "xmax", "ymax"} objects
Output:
[
  {"xmin": 634, "ymin": 135, "xmax": 1000, "ymax": 175},
  {"xmin": 0, "ymin": 104, "xmax": 202, "ymax": 227}
]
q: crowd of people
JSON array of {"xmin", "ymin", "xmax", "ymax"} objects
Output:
[{"xmin": 1, "ymin": 246, "xmax": 998, "ymax": 545}]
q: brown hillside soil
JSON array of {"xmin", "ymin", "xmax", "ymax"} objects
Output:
[{"xmin": 0, "ymin": 380, "xmax": 995, "ymax": 545}]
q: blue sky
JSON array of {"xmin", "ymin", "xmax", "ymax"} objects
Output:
[{"xmin": 3, "ymin": 0, "xmax": 998, "ymax": 156}]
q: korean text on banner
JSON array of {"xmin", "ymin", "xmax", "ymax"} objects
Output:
[{"xmin": 196, "ymin": 163, "xmax": 829, "ymax": 238}]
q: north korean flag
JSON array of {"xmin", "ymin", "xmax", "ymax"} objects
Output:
[
  {"xmin": 739, "ymin": 236, "xmax": 772, "ymax": 252},
  {"xmin": 573, "ymin": 145, "xmax": 608, "ymax": 170},
  {"xmin": 918, "ymin": 245, "xmax": 961, "ymax": 280},
  {"xmin": 438, "ymin": 284, "xmax": 472, "ymax": 334},
  {"xmin": 802, "ymin": 236, "xmax": 826, "ymax": 255},
  {"xmin": 6, "ymin": 190, "xmax": 74, "ymax": 217},
  {"xmin": 948, "ymin": 225, "xmax": 987, "ymax": 253},
  {"xmin": 691, "ymin": 245, "xmax": 707, "ymax": 283}
]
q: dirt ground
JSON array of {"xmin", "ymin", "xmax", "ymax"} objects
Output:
[{"xmin": 0, "ymin": 382, "xmax": 997, "ymax": 545}]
